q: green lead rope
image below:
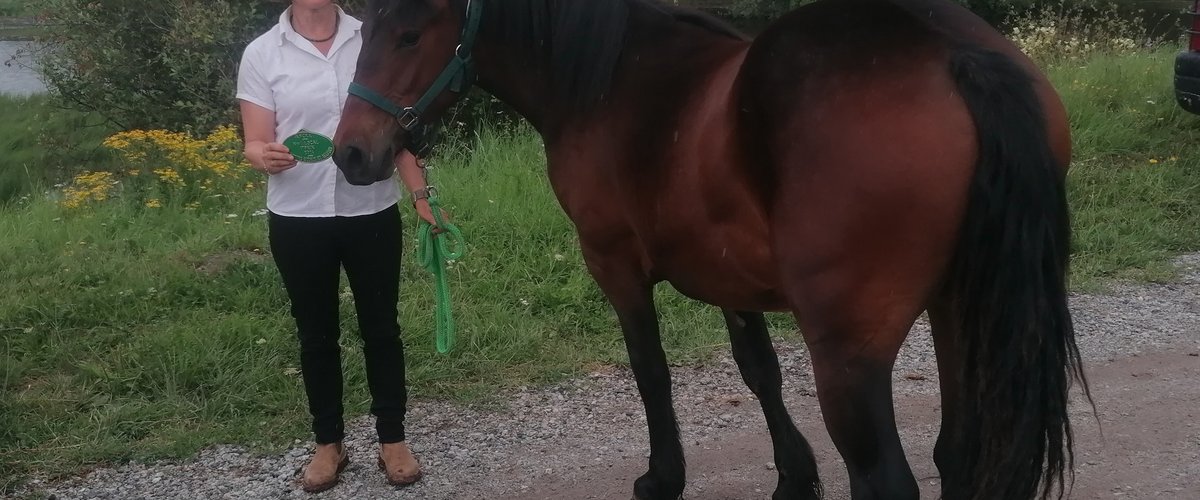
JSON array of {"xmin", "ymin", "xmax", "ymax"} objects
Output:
[{"xmin": 416, "ymin": 191, "xmax": 464, "ymax": 354}]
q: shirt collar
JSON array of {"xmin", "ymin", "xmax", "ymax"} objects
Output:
[{"xmin": 276, "ymin": 5, "xmax": 362, "ymax": 48}]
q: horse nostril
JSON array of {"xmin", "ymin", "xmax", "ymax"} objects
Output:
[
  {"xmin": 347, "ymin": 145, "xmax": 365, "ymax": 168},
  {"xmin": 335, "ymin": 144, "xmax": 366, "ymax": 171}
]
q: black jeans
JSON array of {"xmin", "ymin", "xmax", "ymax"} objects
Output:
[{"xmin": 268, "ymin": 204, "xmax": 407, "ymax": 444}]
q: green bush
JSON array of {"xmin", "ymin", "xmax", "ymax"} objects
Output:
[
  {"xmin": 31, "ymin": 0, "xmax": 509, "ymax": 139},
  {"xmin": 706, "ymin": 0, "xmax": 1021, "ymax": 32},
  {"xmin": 0, "ymin": 0, "xmax": 31, "ymax": 16},
  {"xmin": 709, "ymin": 0, "xmax": 1169, "ymax": 30},
  {"xmin": 953, "ymin": 0, "xmax": 1041, "ymax": 23},
  {"xmin": 33, "ymin": 0, "xmax": 283, "ymax": 133},
  {"xmin": 26, "ymin": 0, "xmax": 1182, "ymax": 146},
  {"xmin": 724, "ymin": 0, "xmax": 812, "ymax": 19},
  {"xmin": 1006, "ymin": 0, "xmax": 1170, "ymax": 67}
]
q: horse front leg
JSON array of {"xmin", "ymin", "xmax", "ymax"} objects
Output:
[{"xmin": 584, "ymin": 252, "xmax": 685, "ymax": 500}]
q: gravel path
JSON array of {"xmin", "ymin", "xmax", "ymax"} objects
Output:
[{"xmin": 14, "ymin": 255, "xmax": 1199, "ymax": 500}]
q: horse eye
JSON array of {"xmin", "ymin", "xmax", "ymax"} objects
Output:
[{"xmin": 399, "ymin": 31, "xmax": 421, "ymax": 47}]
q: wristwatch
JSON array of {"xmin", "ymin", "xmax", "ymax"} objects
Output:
[{"xmin": 411, "ymin": 186, "xmax": 434, "ymax": 205}]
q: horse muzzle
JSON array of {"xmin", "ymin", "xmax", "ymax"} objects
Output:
[{"xmin": 332, "ymin": 141, "xmax": 396, "ymax": 186}]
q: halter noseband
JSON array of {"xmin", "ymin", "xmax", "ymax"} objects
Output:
[{"xmin": 348, "ymin": 0, "xmax": 484, "ymax": 131}]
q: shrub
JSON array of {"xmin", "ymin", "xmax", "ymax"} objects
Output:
[
  {"xmin": 0, "ymin": 0, "xmax": 32, "ymax": 16},
  {"xmin": 60, "ymin": 126, "xmax": 258, "ymax": 212},
  {"xmin": 716, "ymin": 0, "xmax": 1022, "ymax": 25},
  {"xmin": 724, "ymin": 0, "xmax": 812, "ymax": 19},
  {"xmin": 954, "ymin": 0, "xmax": 1041, "ymax": 24},
  {"xmin": 31, "ymin": 0, "xmax": 510, "ymax": 146},
  {"xmin": 1006, "ymin": 0, "xmax": 1169, "ymax": 67},
  {"xmin": 32, "ymin": 0, "xmax": 282, "ymax": 133}
]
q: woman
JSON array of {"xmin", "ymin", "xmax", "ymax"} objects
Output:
[{"xmin": 235, "ymin": 0, "xmax": 443, "ymax": 493}]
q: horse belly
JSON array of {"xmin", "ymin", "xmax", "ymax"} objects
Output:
[{"xmin": 656, "ymin": 229, "xmax": 788, "ymax": 312}]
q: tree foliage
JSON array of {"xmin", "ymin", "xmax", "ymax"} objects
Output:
[
  {"xmin": 30, "ymin": 0, "xmax": 1109, "ymax": 134},
  {"xmin": 34, "ymin": 0, "xmax": 291, "ymax": 132}
]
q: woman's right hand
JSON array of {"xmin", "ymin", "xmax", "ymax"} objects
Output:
[{"xmin": 246, "ymin": 142, "xmax": 297, "ymax": 175}]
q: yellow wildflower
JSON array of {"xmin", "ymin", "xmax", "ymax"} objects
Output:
[
  {"xmin": 153, "ymin": 168, "xmax": 184, "ymax": 187},
  {"xmin": 91, "ymin": 125, "xmax": 257, "ymax": 210},
  {"xmin": 60, "ymin": 171, "xmax": 119, "ymax": 210}
]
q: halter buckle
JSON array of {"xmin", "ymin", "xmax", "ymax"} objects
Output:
[{"xmin": 398, "ymin": 107, "xmax": 420, "ymax": 131}]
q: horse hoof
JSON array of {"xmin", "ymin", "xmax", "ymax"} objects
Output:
[
  {"xmin": 632, "ymin": 473, "xmax": 684, "ymax": 500},
  {"xmin": 772, "ymin": 480, "xmax": 822, "ymax": 500}
]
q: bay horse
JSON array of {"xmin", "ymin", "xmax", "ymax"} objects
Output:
[{"xmin": 332, "ymin": 0, "xmax": 1092, "ymax": 498}]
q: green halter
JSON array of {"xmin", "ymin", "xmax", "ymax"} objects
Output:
[{"xmin": 347, "ymin": 0, "xmax": 484, "ymax": 131}]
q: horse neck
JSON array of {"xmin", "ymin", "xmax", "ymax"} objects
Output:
[
  {"xmin": 472, "ymin": 41, "xmax": 553, "ymax": 132},
  {"xmin": 472, "ymin": 1, "xmax": 749, "ymax": 138}
]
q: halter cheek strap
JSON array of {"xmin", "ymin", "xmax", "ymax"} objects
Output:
[{"xmin": 348, "ymin": 0, "xmax": 484, "ymax": 131}]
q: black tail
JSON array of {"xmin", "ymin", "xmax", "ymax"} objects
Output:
[{"xmin": 942, "ymin": 45, "xmax": 1092, "ymax": 500}]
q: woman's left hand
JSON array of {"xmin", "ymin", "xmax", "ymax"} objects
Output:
[{"xmin": 414, "ymin": 198, "xmax": 452, "ymax": 234}]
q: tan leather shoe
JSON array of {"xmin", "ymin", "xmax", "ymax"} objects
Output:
[
  {"xmin": 301, "ymin": 442, "xmax": 349, "ymax": 493},
  {"xmin": 378, "ymin": 441, "xmax": 422, "ymax": 486}
]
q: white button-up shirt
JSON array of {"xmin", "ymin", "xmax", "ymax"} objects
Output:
[{"xmin": 236, "ymin": 6, "xmax": 400, "ymax": 218}]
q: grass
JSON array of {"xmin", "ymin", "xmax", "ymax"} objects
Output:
[
  {"xmin": 0, "ymin": 95, "xmax": 115, "ymax": 204},
  {"xmin": 0, "ymin": 125, "xmax": 747, "ymax": 492},
  {"xmin": 1057, "ymin": 50, "xmax": 1200, "ymax": 288},
  {"xmin": 0, "ymin": 25, "xmax": 44, "ymax": 40},
  {"xmin": 0, "ymin": 0, "xmax": 34, "ymax": 17},
  {"xmin": 2, "ymin": 48, "xmax": 1199, "ymax": 492}
]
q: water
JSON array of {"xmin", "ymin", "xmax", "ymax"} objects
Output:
[{"xmin": 1, "ymin": 40, "xmax": 46, "ymax": 97}]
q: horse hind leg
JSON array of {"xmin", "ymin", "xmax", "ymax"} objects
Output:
[
  {"xmin": 723, "ymin": 309, "xmax": 822, "ymax": 499},
  {"xmin": 927, "ymin": 299, "xmax": 966, "ymax": 497}
]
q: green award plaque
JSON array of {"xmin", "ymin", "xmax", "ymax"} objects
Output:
[{"xmin": 282, "ymin": 130, "xmax": 335, "ymax": 163}]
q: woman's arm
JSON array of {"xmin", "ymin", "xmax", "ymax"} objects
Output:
[
  {"xmin": 395, "ymin": 149, "xmax": 447, "ymax": 228},
  {"xmin": 395, "ymin": 149, "xmax": 427, "ymax": 195},
  {"xmin": 239, "ymin": 100, "xmax": 297, "ymax": 175}
]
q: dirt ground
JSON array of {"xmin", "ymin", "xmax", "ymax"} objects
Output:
[
  {"xmin": 498, "ymin": 348, "xmax": 1200, "ymax": 500},
  {"xmin": 33, "ymin": 256, "xmax": 1199, "ymax": 500}
]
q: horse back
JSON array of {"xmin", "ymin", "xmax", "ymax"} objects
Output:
[{"xmin": 734, "ymin": 0, "xmax": 1069, "ymax": 176}]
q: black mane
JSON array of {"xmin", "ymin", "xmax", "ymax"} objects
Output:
[{"xmin": 481, "ymin": 0, "xmax": 748, "ymax": 108}]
